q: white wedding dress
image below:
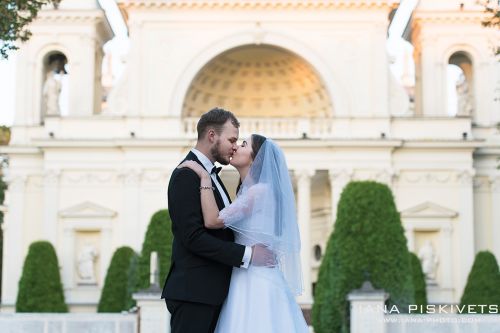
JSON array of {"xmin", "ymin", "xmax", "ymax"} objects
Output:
[
  {"xmin": 214, "ymin": 233, "xmax": 309, "ymax": 333},
  {"xmin": 214, "ymin": 139, "xmax": 308, "ymax": 332}
]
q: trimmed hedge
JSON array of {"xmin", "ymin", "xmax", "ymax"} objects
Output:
[
  {"xmin": 98, "ymin": 246, "xmax": 137, "ymax": 312},
  {"xmin": 460, "ymin": 251, "xmax": 500, "ymax": 313},
  {"xmin": 312, "ymin": 181, "xmax": 414, "ymax": 333},
  {"xmin": 16, "ymin": 241, "xmax": 67, "ymax": 312},
  {"xmin": 410, "ymin": 252, "xmax": 427, "ymax": 310},
  {"xmin": 136, "ymin": 210, "xmax": 173, "ymax": 291}
]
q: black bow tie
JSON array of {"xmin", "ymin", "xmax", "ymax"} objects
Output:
[{"xmin": 211, "ymin": 166, "xmax": 222, "ymax": 175}]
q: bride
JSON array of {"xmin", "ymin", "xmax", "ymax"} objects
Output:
[{"xmin": 178, "ymin": 134, "xmax": 309, "ymax": 332}]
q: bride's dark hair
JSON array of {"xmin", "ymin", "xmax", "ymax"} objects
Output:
[{"xmin": 236, "ymin": 134, "xmax": 267, "ymax": 194}]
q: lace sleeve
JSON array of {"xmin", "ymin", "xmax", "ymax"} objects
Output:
[{"xmin": 219, "ymin": 184, "xmax": 266, "ymax": 226}]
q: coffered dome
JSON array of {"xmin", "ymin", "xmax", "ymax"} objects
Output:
[{"xmin": 183, "ymin": 45, "xmax": 332, "ymax": 118}]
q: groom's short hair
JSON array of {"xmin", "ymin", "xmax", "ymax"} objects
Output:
[{"xmin": 197, "ymin": 107, "xmax": 240, "ymax": 140}]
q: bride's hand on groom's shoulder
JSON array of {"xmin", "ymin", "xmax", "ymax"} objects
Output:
[
  {"xmin": 178, "ymin": 160, "xmax": 210, "ymax": 179},
  {"xmin": 250, "ymin": 244, "xmax": 277, "ymax": 268}
]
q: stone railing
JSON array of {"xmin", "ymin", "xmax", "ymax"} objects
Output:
[{"xmin": 0, "ymin": 313, "xmax": 137, "ymax": 333}]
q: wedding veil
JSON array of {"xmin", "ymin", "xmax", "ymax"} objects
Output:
[{"xmin": 219, "ymin": 139, "xmax": 303, "ymax": 296}]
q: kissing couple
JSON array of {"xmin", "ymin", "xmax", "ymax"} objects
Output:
[{"xmin": 162, "ymin": 107, "xmax": 309, "ymax": 333}]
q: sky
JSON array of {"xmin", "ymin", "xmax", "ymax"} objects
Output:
[{"xmin": 0, "ymin": 0, "xmax": 420, "ymax": 126}]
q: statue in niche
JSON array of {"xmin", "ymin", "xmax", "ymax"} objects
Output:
[
  {"xmin": 42, "ymin": 53, "xmax": 67, "ymax": 116},
  {"xmin": 456, "ymin": 73, "xmax": 473, "ymax": 116},
  {"xmin": 418, "ymin": 240, "xmax": 439, "ymax": 285},
  {"xmin": 77, "ymin": 243, "xmax": 98, "ymax": 284}
]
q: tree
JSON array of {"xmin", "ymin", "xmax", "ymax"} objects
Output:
[
  {"xmin": 460, "ymin": 251, "xmax": 500, "ymax": 313},
  {"xmin": 0, "ymin": 0, "xmax": 59, "ymax": 59},
  {"xmin": 135, "ymin": 210, "xmax": 173, "ymax": 291},
  {"xmin": 312, "ymin": 181, "xmax": 415, "ymax": 333},
  {"xmin": 478, "ymin": 0, "xmax": 500, "ymax": 29},
  {"xmin": 410, "ymin": 252, "xmax": 427, "ymax": 311},
  {"xmin": 98, "ymin": 246, "xmax": 137, "ymax": 313},
  {"xmin": 16, "ymin": 241, "xmax": 67, "ymax": 312}
]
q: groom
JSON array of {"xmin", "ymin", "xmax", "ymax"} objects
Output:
[{"xmin": 162, "ymin": 107, "xmax": 275, "ymax": 333}]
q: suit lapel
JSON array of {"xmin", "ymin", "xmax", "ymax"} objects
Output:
[
  {"xmin": 216, "ymin": 173, "xmax": 232, "ymax": 204},
  {"xmin": 183, "ymin": 152, "xmax": 226, "ymax": 210}
]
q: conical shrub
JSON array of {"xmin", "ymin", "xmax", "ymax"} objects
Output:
[
  {"xmin": 16, "ymin": 241, "xmax": 67, "ymax": 312},
  {"xmin": 312, "ymin": 181, "xmax": 414, "ymax": 333},
  {"xmin": 460, "ymin": 251, "xmax": 500, "ymax": 313},
  {"xmin": 98, "ymin": 246, "xmax": 137, "ymax": 312}
]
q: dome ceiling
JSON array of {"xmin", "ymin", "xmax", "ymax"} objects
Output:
[{"xmin": 183, "ymin": 45, "xmax": 332, "ymax": 118}]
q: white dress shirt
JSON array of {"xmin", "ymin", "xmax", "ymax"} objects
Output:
[{"xmin": 191, "ymin": 149, "xmax": 252, "ymax": 268}]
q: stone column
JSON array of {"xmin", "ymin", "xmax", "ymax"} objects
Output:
[
  {"xmin": 43, "ymin": 169, "xmax": 60, "ymax": 245},
  {"xmin": 122, "ymin": 169, "xmax": 142, "ymax": 249},
  {"xmin": 328, "ymin": 169, "xmax": 352, "ymax": 234},
  {"xmin": 490, "ymin": 175, "xmax": 500, "ymax": 261},
  {"xmin": 347, "ymin": 281, "xmax": 388, "ymax": 333},
  {"xmin": 61, "ymin": 228, "xmax": 76, "ymax": 290},
  {"xmin": 456, "ymin": 169, "xmax": 475, "ymax": 295},
  {"xmin": 295, "ymin": 169, "xmax": 315, "ymax": 305},
  {"xmin": 440, "ymin": 226, "xmax": 453, "ymax": 289},
  {"xmin": 1, "ymin": 175, "xmax": 27, "ymax": 308}
]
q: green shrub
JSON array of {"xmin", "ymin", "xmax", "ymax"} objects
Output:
[
  {"xmin": 98, "ymin": 246, "xmax": 137, "ymax": 312},
  {"xmin": 460, "ymin": 251, "xmax": 500, "ymax": 313},
  {"xmin": 136, "ymin": 209, "xmax": 173, "ymax": 291},
  {"xmin": 16, "ymin": 241, "xmax": 67, "ymax": 312},
  {"xmin": 312, "ymin": 181, "xmax": 414, "ymax": 333},
  {"xmin": 410, "ymin": 252, "xmax": 427, "ymax": 310}
]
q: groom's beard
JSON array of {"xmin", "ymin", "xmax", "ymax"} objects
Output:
[{"xmin": 210, "ymin": 139, "xmax": 230, "ymax": 165}]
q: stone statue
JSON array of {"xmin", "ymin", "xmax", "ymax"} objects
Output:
[
  {"xmin": 42, "ymin": 54, "xmax": 67, "ymax": 116},
  {"xmin": 418, "ymin": 240, "xmax": 439, "ymax": 284},
  {"xmin": 77, "ymin": 244, "xmax": 98, "ymax": 284},
  {"xmin": 456, "ymin": 73, "xmax": 473, "ymax": 116}
]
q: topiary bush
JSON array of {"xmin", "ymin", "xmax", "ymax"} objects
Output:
[
  {"xmin": 136, "ymin": 209, "xmax": 173, "ymax": 291},
  {"xmin": 460, "ymin": 251, "xmax": 500, "ymax": 313},
  {"xmin": 16, "ymin": 241, "xmax": 67, "ymax": 312},
  {"xmin": 98, "ymin": 246, "xmax": 137, "ymax": 312},
  {"xmin": 410, "ymin": 252, "xmax": 427, "ymax": 311},
  {"xmin": 312, "ymin": 181, "xmax": 414, "ymax": 333}
]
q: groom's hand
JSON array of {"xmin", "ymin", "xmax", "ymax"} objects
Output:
[{"xmin": 250, "ymin": 244, "xmax": 277, "ymax": 267}]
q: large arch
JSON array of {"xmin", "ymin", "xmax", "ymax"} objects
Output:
[
  {"xmin": 169, "ymin": 30, "xmax": 350, "ymax": 117},
  {"xmin": 182, "ymin": 45, "xmax": 333, "ymax": 118}
]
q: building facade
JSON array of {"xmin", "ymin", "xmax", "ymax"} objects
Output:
[{"xmin": 1, "ymin": 0, "xmax": 499, "ymax": 312}]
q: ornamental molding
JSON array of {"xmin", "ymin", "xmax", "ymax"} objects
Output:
[
  {"xmin": 413, "ymin": 11, "xmax": 489, "ymax": 25},
  {"xmin": 118, "ymin": 0, "xmax": 397, "ymax": 10},
  {"xmin": 59, "ymin": 201, "xmax": 117, "ymax": 219},
  {"xmin": 36, "ymin": 11, "xmax": 107, "ymax": 24},
  {"xmin": 398, "ymin": 170, "xmax": 476, "ymax": 185},
  {"xmin": 328, "ymin": 168, "xmax": 353, "ymax": 185},
  {"xmin": 63, "ymin": 172, "xmax": 117, "ymax": 185},
  {"xmin": 401, "ymin": 202, "xmax": 458, "ymax": 219}
]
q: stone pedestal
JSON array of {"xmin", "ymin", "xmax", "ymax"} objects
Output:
[
  {"xmin": 347, "ymin": 281, "xmax": 388, "ymax": 333},
  {"xmin": 133, "ymin": 289, "xmax": 170, "ymax": 333}
]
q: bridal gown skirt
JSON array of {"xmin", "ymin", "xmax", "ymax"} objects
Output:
[{"xmin": 215, "ymin": 265, "xmax": 309, "ymax": 333}]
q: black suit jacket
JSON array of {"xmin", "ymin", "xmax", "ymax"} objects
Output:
[{"xmin": 162, "ymin": 151, "xmax": 246, "ymax": 305}]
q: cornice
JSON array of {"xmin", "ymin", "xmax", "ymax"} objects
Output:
[
  {"xmin": 36, "ymin": 10, "xmax": 108, "ymax": 24},
  {"xmin": 118, "ymin": 0, "xmax": 398, "ymax": 10},
  {"xmin": 34, "ymin": 10, "xmax": 114, "ymax": 41},
  {"xmin": 413, "ymin": 11, "xmax": 490, "ymax": 25}
]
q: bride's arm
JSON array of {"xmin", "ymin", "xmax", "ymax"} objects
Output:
[
  {"xmin": 199, "ymin": 173, "xmax": 225, "ymax": 229},
  {"xmin": 178, "ymin": 161, "xmax": 224, "ymax": 229}
]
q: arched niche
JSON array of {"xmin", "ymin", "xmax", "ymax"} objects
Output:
[
  {"xmin": 182, "ymin": 45, "xmax": 333, "ymax": 118},
  {"xmin": 41, "ymin": 51, "xmax": 69, "ymax": 121},
  {"xmin": 447, "ymin": 51, "xmax": 474, "ymax": 117}
]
